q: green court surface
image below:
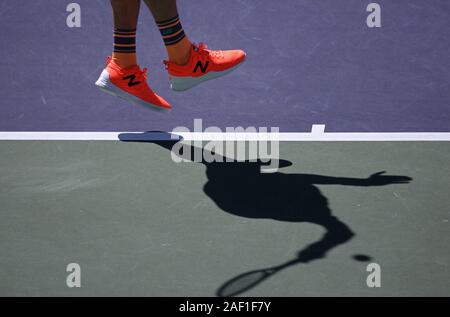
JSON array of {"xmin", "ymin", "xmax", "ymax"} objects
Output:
[{"xmin": 0, "ymin": 141, "xmax": 449, "ymax": 296}]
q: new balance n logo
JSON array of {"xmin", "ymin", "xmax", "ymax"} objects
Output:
[
  {"xmin": 123, "ymin": 74, "xmax": 141, "ymax": 87},
  {"xmin": 193, "ymin": 61, "xmax": 209, "ymax": 74}
]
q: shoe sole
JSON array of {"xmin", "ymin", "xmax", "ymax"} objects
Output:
[
  {"xmin": 169, "ymin": 60, "xmax": 245, "ymax": 92},
  {"xmin": 95, "ymin": 69, "xmax": 170, "ymax": 111}
]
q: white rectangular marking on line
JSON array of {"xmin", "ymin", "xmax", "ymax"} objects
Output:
[
  {"xmin": 0, "ymin": 130, "xmax": 450, "ymax": 141},
  {"xmin": 311, "ymin": 124, "xmax": 326, "ymax": 135}
]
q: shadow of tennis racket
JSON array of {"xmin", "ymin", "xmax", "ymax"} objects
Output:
[
  {"xmin": 217, "ymin": 252, "xmax": 373, "ymax": 297},
  {"xmin": 217, "ymin": 257, "xmax": 302, "ymax": 297}
]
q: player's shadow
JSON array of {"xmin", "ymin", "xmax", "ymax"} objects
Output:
[{"xmin": 119, "ymin": 132, "xmax": 412, "ymax": 297}]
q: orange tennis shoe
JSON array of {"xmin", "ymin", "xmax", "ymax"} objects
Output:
[
  {"xmin": 164, "ymin": 43, "xmax": 246, "ymax": 91},
  {"xmin": 95, "ymin": 57, "xmax": 171, "ymax": 110}
]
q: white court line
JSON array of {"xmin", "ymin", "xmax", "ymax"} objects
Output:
[{"xmin": 0, "ymin": 131, "xmax": 450, "ymax": 141}]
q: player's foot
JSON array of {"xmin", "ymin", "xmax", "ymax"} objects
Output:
[
  {"xmin": 95, "ymin": 57, "xmax": 171, "ymax": 110},
  {"xmin": 164, "ymin": 43, "xmax": 246, "ymax": 92}
]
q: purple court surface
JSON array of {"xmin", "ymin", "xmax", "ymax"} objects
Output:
[{"xmin": 0, "ymin": 0, "xmax": 450, "ymax": 132}]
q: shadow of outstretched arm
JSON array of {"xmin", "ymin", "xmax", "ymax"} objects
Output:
[{"xmin": 299, "ymin": 171, "xmax": 412, "ymax": 186}]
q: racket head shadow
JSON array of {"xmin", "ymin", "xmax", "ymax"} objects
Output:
[{"xmin": 216, "ymin": 268, "xmax": 276, "ymax": 297}]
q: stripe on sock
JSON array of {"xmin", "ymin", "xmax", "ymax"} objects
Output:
[
  {"xmin": 163, "ymin": 31, "xmax": 186, "ymax": 46},
  {"xmin": 113, "ymin": 28, "xmax": 136, "ymax": 53},
  {"xmin": 156, "ymin": 15, "xmax": 180, "ymax": 27},
  {"xmin": 114, "ymin": 28, "xmax": 137, "ymax": 34},
  {"xmin": 156, "ymin": 15, "xmax": 186, "ymax": 46}
]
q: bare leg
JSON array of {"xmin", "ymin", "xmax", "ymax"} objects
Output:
[
  {"xmin": 143, "ymin": 0, "xmax": 192, "ymax": 65},
  {"xmin": 110, "ymin": 0, "xmax": 140, "ymax": 68}
]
